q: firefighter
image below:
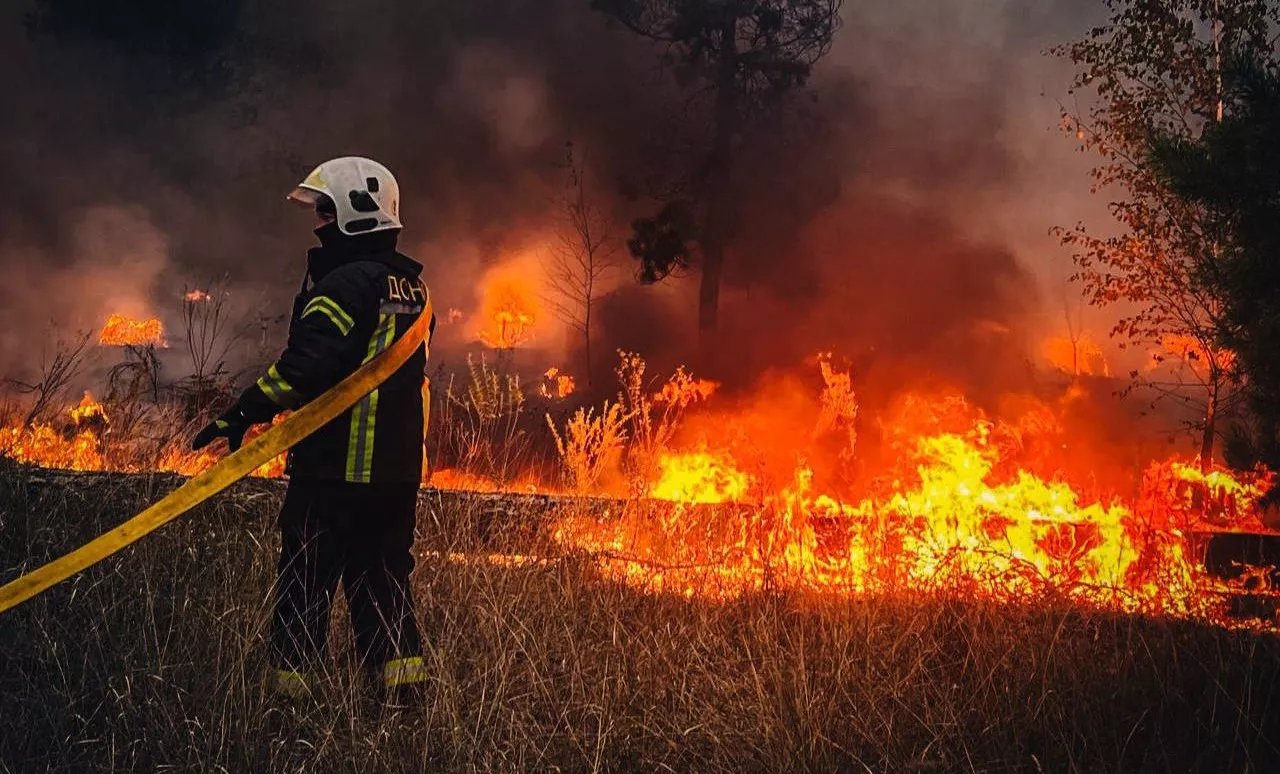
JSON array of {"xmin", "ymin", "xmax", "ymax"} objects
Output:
[{"xmin": 192, "ymin": 157, "xmax": 435, "ymax": 704}]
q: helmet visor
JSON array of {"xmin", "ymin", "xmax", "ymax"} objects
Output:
[{"xmin": 287, "ymin": 185, "xmax": 323, "ymax": 206}]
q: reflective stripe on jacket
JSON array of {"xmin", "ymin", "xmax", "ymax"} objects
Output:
[{"xmin": 240, "ymin": 249, "xmax": 434, "ymax": 484}]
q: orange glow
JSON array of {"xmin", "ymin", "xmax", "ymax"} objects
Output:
[
  {"xmin": 99, "ymin": 313, "xmax": 166, "ymax": 347},
  {"xmin": 184, "ymin": 290, "xmax": 211, "ymax": 303},
  {"xmin": 475, "ymin": 257, "xmax": 543, "ymax": 349},
  {"xmin": 0, "ymin": 346, "xmax": 1275, "ymax": 634},
  {"xmin": 428, "ymin": 467, "xmax": 543, "ymax": 494},
  {"xmin": 69, "ymin": 392, "xmax": 107, "ymax": 425},
  {"xmin": 540, "ymin": 367, "xmax": 577, "ymax": 399},
  {"xmin": 1043, "ymin": 333, "xmax": 1110, "ymax": 376},
  {"xmin": 549, "ymin": 356, "xmax": 1277, "ymax": 628},
  {"xmin": 649, "ymin": 450, "xmax": 752, "ymax": 504},
  {"xmin": 652, "ymin": 366, "xmax": 719, "ymax": 408},
  {"xmin": 1149, "ymin": 334, "xmax": 1236, "ymax": 378}
]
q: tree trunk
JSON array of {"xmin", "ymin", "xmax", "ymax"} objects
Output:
[
  {"xmin": 583, "ymin": 304, "xmax": 593, "ymax": 390},
  {"xmin": 698, "ymin": 238, "xmax": 724, "ymax": 334},
  {"xmin": 1200, "ymin": 376, "xmax": 1220, "ymax": 473},
  {"xmin": 697, "ymin": 14, "xmax": 740, "ymax": 343}
]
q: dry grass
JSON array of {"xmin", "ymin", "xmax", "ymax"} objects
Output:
[
  {"xmin": 0, "ymin": 463, "xmax": 1278, "ymax": 773},
  {"xmin": 547, "ymin": 402, "xmax": 629, "ymax": 494}
]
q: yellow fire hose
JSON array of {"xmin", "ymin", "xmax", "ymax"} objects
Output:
[{"xmin": 0, "ymin": 300, "xmax": 433, "ymax": 615}]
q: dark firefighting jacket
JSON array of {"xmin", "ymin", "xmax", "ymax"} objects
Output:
[{"xmin": 235, "ymin": 234, "xmax": 434, "ymax": 484}]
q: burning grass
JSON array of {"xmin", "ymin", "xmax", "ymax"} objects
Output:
[
  {"xmin": 98, "ymin": 313, "xmax": 166, "ymax": 348},
  {"xmin": 3, "ymin": 348, "xmax": 1278, "ymax": 637},
  {"xmin": 0, "ymin": 466, "xmax": 1276, "ymax": 772}
]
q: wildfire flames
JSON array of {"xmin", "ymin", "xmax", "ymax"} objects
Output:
[
  {"xmin": 69, "ymin": 391, "xmax": 107, "ymax": 424},
  {"xmin": 0, "ymin": 346, "xmax": 1275, "ymax": 633},
  {"xmin": 1043, "ymin": 333, "xmax": 1110, "ymax": 377},
  {"xmin": 98, "ymin": 313, "xmax": 166, "ymax": 347},
  {"xmin": 552, "ymin": 387, "xmax": 1274, "ymax": 624},
  {"xmin": 0, "ymin": 393, "xmax": 109, "ymax": 471},
  {"xmin": 545, "ymin": 355, "xmax": 1277, "ymax": 630}
]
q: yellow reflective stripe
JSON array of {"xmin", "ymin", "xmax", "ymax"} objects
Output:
[
  {"xmin": 274, "ymin": 669, "xmax": 310, "ymax": 698},
  {"xmin": 301, "ymin": 296, "xmax": 355, "ymax": 336},
  {"xmin": 346, "ymin": 314, "xmax": 396, "ymax": 483},
  {"xmin": 383, "ymin": 656, "xmax": 428, "ymax": 687},
  {"xmin": 256, "ymin": 364, "xmax": 299, "ymax": 407}
]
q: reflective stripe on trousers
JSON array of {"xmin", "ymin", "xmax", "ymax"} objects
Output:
[
  {"xmin": 383, "ymin": 655, "xmax": 428, "ymax": 687},
  {"xmin": 274, "ymin": 668, "xmax": 310, "ymax": 698}
]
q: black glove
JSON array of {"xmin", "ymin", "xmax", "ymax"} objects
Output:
[{"xmin": 192, "ymin": 411, "xmax": 252, "ymax": 452}]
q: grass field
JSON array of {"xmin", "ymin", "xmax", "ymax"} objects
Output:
[{"xmin": 1, "ymin": 463, "xmax": 1277, "ymax": 773}]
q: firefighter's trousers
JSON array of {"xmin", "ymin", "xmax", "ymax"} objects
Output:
[{"xmin": 272, "ymin": 478, "xmax": 425, "ymax": 689}]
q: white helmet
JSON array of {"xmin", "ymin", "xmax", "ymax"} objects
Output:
[{"xmin": 287, "ymin": 156, "xmax": 403, "ymax": 235}]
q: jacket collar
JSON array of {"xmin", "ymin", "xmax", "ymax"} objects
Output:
[
  {"xmin": 373, "ymin": 251, "xmax": 423, "ymax": 278},
  {"xmin": 306, "ymin": 231, "xmax": 421, "ymax": 281}
]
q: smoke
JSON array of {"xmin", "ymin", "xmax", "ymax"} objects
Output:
[
  {"xmin": 0, "ymin": 0, "xmax": 1114, "ymax": 403},
  {"xmin": 0, "ymin": 206, "xmax": 169, "ymax": 366}
]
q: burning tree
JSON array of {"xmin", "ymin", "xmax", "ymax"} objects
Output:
[
  {"xmin": 1051, "ymin": 0, "xmax": 1280, "ymax": 469},
  {"xmin": 593, "ymin": 0, "xmax": 842, "ymax": 340}
]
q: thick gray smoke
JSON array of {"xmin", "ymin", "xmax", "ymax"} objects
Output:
[{"xmin": 0, "ymin": 0, "xmax": 1110, "ymax": 403}]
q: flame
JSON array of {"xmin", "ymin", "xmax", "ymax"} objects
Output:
[
  {"xmin": 549, "ymin": 357, "xmax": 1277, "ymax": 627},
  {"xmin": 475, "ymin": 256, "xmax": 543, "ymax": 349},
  {"xmin": 553, "ymin": 405, "xmax": 1218, "ymax": 612},
  {"xmin": 649, "ymin": 450, "xmax": 752, "ymax": 504},
  {"xmin": 540, "ymin": 367, "xmax": 577, "ymax": 399},
  {"xmin": 69, "ymin": 392, "xmax": 107, "ymax": 425},
  {"xmin": 0, "ymin": 424, "xmax": 106, "ymax": 471},
  {"xmin": 1043, "ymin": 333, "xmax": 1110, "ymax": 376},
  {"xmin": 99, "ymin": 313, "xmax": 166, "ymax": 347},
  {"xmin": 0, "ymin": 345, "xmax": 1275, "ymax": 633},
  {"xmin": 184, "ymin": 290, "xmax": 211, "ymax": 303}
]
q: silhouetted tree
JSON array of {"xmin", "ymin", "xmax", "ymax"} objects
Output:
[
  {"xmin": 545, "ymin": 143, "xmax": 621, "ymax": 384},
  {"xmin": 594, "ymin": 0, "xmax": 842, "ymax": 339}
]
